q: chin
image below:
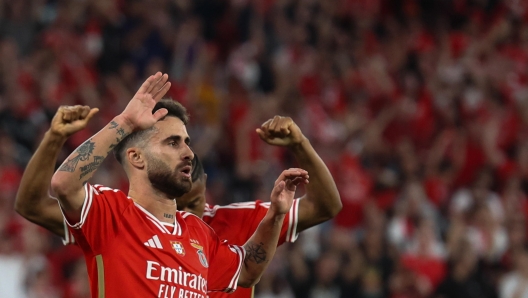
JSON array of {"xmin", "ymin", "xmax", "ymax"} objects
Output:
[{"xmin": 176, "ymin": 178, "xmax": 192, "ymax": 192}]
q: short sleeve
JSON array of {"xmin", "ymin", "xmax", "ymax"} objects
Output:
[
  {"xmin": 60, "ymin": 183, "xmax": 128, "ymax": 253},
  {"xmin": 61, "ymin": 220, "xmax": 75, "ymax": 245},
  {"xmin": 207, "ymin": 230, "xmax": 246, "ymax": 293},
  {"xmin": 250, "ymin": 199, "xmax": 301, "ymax": 245},
  {"xmin": 203, "ymin": 199, "xmax": 301, "ymax": 247}
]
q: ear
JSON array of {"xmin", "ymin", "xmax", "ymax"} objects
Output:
[
  {"xmin": 126, "ymin": 147, "xmax": 145, "ymax": 170},
  {"xmin": 203, "ymin": 173, "xmax": 208, "ymax": 183}
]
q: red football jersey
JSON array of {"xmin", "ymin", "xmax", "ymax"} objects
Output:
[
  {"xmin": 62, "ymin": 183, "xmax": 245, "ymax": 298},
  {"xmin": 202, "ymin": 199, "xmax": 301, "ymax": 298}
]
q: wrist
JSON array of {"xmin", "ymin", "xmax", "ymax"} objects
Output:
[
  {"xmin": 264, "ymin": 210, "xmax": 286, "ymax": 223},
  {"xmin": 114, "ymin": 114, "xmax": 135, "ymax": 132},
  {"xmin": 45, "ymin": 131, "xmax": 69, "ymax": 144},
  {"xmin": 289, "ymin": 136, "xmax": 310, "ymax": 152}
]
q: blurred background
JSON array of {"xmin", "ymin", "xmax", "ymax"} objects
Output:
[{"xmin": 1, "ymin": 0, "xmax": 528, "ymax": 297}]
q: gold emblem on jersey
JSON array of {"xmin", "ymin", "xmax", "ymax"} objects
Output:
[
  {"xmin": 171, "ymin": 241, "xmax": 185, "ymax": 256},
  {"xmin": 191, "ymin": 243, "xmax": 209, "ymax": 268}
]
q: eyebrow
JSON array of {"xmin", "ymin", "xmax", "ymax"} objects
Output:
[{"xmin": 163, "ymin": 135, "xmax": 191, "ymax": 145}]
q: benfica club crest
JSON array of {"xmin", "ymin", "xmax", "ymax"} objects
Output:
[
  {"xmin": 171, "ymin": 241, "xmax": 185, "ymax": 256},
  {"xmin": 191, "ymin": 243, "xmax": 209, "ymax": 268}
]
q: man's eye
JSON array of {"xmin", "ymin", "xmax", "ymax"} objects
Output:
[{"xmin": 169, "ymin": 141, "xmax": 176, "ymax": 146}]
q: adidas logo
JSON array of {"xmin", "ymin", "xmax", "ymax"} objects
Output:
[{"xmin": 144, "ymin": 235, "xmax": 163, "ymax": 249}]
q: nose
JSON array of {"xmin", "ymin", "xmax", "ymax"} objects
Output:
[{"xmin": 182, "ymin": 144, "xmax": 194, "ymax": 161}]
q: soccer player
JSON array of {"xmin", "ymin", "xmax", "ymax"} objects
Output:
[
  {"xmin": 46, "ymin": 72, "xmax": 309, "ymax": 297},
  {"xmin": 16, "ymin": 91, "xmax": 341, "ymax": 298}
]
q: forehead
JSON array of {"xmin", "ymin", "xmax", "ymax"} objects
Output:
[{"xmin": 151, "ymin": 116, "xmax": 189, "ymax": 140}]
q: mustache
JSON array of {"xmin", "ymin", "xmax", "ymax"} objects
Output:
[{"xmin": 176, "ymin": 160, "xmax": 193, "ymax": 170}]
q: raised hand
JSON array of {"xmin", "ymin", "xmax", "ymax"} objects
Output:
[
  {"xmin": 119, "ymin": 72, "xmax": 172, "ymax": 131},
  {"xmin": 256, "ymin": 116, "xmax": 306, "ymax": 147},
  {"xmin": 51, "ymin": 105, "xmax": 99, "ymax": 138},
  {"xmin": 269, "ymin": 168, "xmax": 309, "ymax": 215}
]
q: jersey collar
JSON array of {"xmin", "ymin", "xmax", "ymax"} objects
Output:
[{"xmin": 133, "ymin": 202, "xmax": 182, "ymax": 236}]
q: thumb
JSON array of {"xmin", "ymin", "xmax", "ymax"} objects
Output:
[
  {"xmin": 272, "ymin": 180, "xmax": 285, "ymax": 197},
  {"xmin": 152, "ymin": 108, "xmax": 168, "ymax": 121},
  {"xmin": 84, "ymin": 108, "xmax": 99, "ymax": 122},
  {"xmin": 256, "ymin": 128, "xmax": 267, "ymax": 140}
]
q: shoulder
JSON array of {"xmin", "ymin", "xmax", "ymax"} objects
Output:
[
  {"xmin": 87, "ymin": 184, "xmax": 132, "ymax": 209},
  {"xmin": 91, "ymin": 184, "xmax": 127, "ymax": 197},
  {"xmin": 179, "ymin": 211, "xmax": 211, "ymax": 230},
  {"xmin": 203, "ymin": 201, "xmax": 270, "ymax": 218}
]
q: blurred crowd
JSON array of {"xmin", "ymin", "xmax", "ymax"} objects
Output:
[{"xmin": 1, "ymin": 0, "xmax": 528, "ymax": 297}]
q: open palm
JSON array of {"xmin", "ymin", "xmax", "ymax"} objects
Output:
[{"xmin": 120, "ymin": 72, "xmax": 172, "ymax": 131}]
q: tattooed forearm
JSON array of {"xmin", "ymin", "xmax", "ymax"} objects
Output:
[
  {"xmin": 244, "ymin": 242, "xmax": 267, "ymax": 264},
  {"xmin": 58, "ymin": 156, "xmax": 80, "ymax": 172},
  {"xmin": 107, "ymin": 121, "xmax": 130, "ymax": 151},
  {"xmin": 58, "ymin": 140, "xmax": 96, "ymax": 172},
  {"xmin": 79, "ymin": 156, "xmax": 105, "ymax": 179}
]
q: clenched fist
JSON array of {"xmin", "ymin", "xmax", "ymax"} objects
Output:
[
  {"xmin": 256, "ymin": 116, "xmax": 306, "ymax": 147},
  {"xmin": 51, "ymin": 105, "xmax": 99, "ymax": 138}
]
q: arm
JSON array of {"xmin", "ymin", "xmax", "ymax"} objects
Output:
[
  {"xmin": 257, "ymin": 116, "xmax": 342, "ymax": 232},
  {"xmin": 238, "ymin": 168, "xmax": 309, "ymax": 287},
  {"xmin": 50, "ymin": 73, "xmax": 171, "ymax": 223},
  {"xmin": 15, "ymin": 105, "xmax": 98, "ymax": 237}
]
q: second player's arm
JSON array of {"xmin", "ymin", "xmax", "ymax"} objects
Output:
[
  {"xmin": 15, "ymin": 131, "xmax": 69, "ymax": 237},
  {"xmin": 16, "ymin": 105, "xmax": 98, "ymax": 237},
  {"xmin": 291, "ymin": 137, "xmax": 342, "ymax": 232},
  {"xmin": 257, "ymin": 116, "xmax": 342, "ymax": 232}
]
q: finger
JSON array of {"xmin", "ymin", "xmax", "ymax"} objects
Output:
[
  {"xmin": 149, "ymin": 73, "xmax": 168, "ymax": 95},
  {"xmin": 79, "ymin": 106, "xmax": 91, "ymax": 119},
  {"xmin": 62, "ymin": 108, "xmax": 73, "ymax": 122},
  {"xmin": 260, "ymin": 119, "xmax": 273, "ymax": 131},
  {"xmin": 256, "ymin": 128, "xmax": 267, "ymax": 141},
  {"xmin": 291, "ymin": 176, "xmax": 308, "ymax": 186},
  {"xmin": 275, "ymin": 168, "xmax": 308, "ymax": 184},
  {"xmin": 146, "ymin": 72, "xmax": 164, "ymax": 94},
  {"xmin": 272, "ymin": 180, "xmax": 286, "ymax": 196},
  {"xmin": 53, "ymin": 107, "xmax": 66, "ymax": 124},
  {"xmin": 70, "ymin": 105, "xmax": 90, "ymax": 122},
  {"xmin": 84, "ymin": 108, "xmax": 99, "ymax": 123},
  {"xmin": 152, "ymin": 108, "xmax": 169, "ymax": 121},
  {"xmin": 137, "ymin": 74, "xmax": 157, "ymax": 94},
  {"xmin": 268, "ymin": 116, "xmax": 281, "ymax": 132},
  {"xmin": 153, "ymin": 81, "xmax": 171, "ymax": 102},
  {"xmin": 285, "ymin": 178, "xmax": 299, "ymax": 191},
  {"xmin": 70, "ymin": 105, "xmax": 85, "ymax": 121},
  {"xmin": 279, "ymin": 119, "xmax": 291, "ymax": 135}
]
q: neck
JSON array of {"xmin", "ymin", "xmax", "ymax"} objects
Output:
[{"xmin": 128, "ymin": 176, "xmax": 177, "ymax": 224}]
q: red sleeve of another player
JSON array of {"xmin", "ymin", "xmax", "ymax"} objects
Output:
[
  {"xmin": 207, "ymin": 228, "xmax": 246, "ymax": 293},
  {"xmin": 248, "ymin": 199, "xmax": 301, "ymax": 245},
  {"xmin": 61, "ymin": 183, "xmax": 128, "ymax": 253}
]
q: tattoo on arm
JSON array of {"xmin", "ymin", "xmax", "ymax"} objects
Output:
[
  {"xmin": 108, "ymin": 121, "xmax": 129, "ymax": 151},
  {"xmin": 79, "ymin": 156, "xmax": 105, "ymax": 180},
  {"xmin": 244, "ymin": 242, "xmax": 267, "ymax": 264},
  {"xmin": 109, "ymin": 121, "xmax": 119, "ymax": 129},
  {"xmin": 163, "ymin": 213, "xmax": 174, "ymax": 219},
  {"xmin": 58, "ymin": 139, "xmax": 96, "ymax": 172}
]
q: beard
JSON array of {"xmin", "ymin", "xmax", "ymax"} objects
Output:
[{"xmin": 146, "ymin": 155, "xmax": 192, "ymax": 198}]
